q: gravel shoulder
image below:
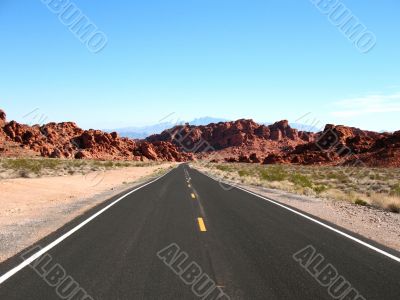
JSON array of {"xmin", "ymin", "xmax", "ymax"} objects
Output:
[
  {"xmin": 0, "ymin": 163, "xmax": 174, "ymax": 262},
  {"xmin": 195, "ymin": 166, "xmax": 400, "ymax": 252}
]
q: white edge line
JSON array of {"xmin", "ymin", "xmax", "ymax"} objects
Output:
[
  {"xmin": 199, "ymin": 170, "xmax": 400, "ymax": 263},
  {"xmin": 0, "ymin": 167, "xmax": 175, "ymax": 285}
]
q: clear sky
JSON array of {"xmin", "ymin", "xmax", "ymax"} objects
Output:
[{"xmin": 1, "ymin": 0, "xmax": 399, "ymax": 131}]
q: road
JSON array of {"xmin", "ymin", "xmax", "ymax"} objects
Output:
[{"xmin": 0, "ymin": 164, "xmax": 399, "ymax": 299}]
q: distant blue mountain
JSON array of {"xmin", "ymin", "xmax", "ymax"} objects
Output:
[{"xmin": 189, "ymin": 117, "xmax": 229, "ymax": 126}]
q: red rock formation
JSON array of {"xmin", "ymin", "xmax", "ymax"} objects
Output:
[
  {"xmin": 147, "ymin": 119, "xmax": 316, "ymax": 162},
  {"xmin": 140, "ymin": 142, "xmax": 159, "ymax": 160},
  {"xmin": 0, "ymin": 110, "xmax": 6, "ymax": 144},
  {"xmin": 0, "ymin": 110, "xmax": 6, "ymax": 127},
  {"xmin": 0, "ymin": 109, "xmax": 192, "ymax": 162},
  {"xmin": 1, "ymin": 108, "xmax": 399, "ymax": 167},
  {"xmin": 149, "ymin": 119, "xmax": 309, "ymax": 147},
  {"xmin": 348, "ymin": 130, "xmax": 400, "ymax": 167},
  {"xmin": 263, "ymin": 153, "xmax": 287, "ymax": 165},
  {"xmin": 149, "ymin": 119, "xmax": 400, "ymax": 167},
  {"xmin": 275, "ymin": 124, "xmax": 400, "ymax": 167}
]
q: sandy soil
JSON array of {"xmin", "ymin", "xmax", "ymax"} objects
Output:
[
  {"xmin": 195, "ymin": 166, "xmax": 400, "ymax": 253},
  {"xmin": 0, "ymin": 164, "xmax": 174, "ymax": 262}
]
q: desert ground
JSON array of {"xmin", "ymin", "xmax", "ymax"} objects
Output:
[{"xmin": 0, "ymin": 158, "xmax": 175, "ymax": 262}]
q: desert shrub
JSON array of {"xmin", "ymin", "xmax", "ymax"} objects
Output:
[
  {"xmin": 326, "ymin": 172, "xmax": 338, "ymax": 180},
  {"xmin": 135, "ymin": 161, "xmax": 157, "ymax": 167},
  {"xmin": 355, "ymin": 199, "xmax": 368, "ymax": 206},
  {"xmin": 103, "ymin": 161, "xmax": 114, "ymax": 168},
  {"xmin": 259, "ymin": 166, "xmax": 287, "ymax": 182},
  {"xmin": 114, "ymin": 161, "xmax": 134, "ymax": 168},
  {"xmin": 216, "ymin": 165, "xmax": 233, "ymax": 172},
  {"xmin": 2, "ymin": 158, "xmax": 61, "ymax": 174},
  {"xmin": 313, "ymin": 185, "xmax": 328, "ymax": 194},
  {"xmin": 238, "ymin": 169, "xmax": 251, "ymax": 177},
  {"xmin": 19, "ymin": 169, "xmax": 32, "ymax": 178},
  {"xmin": 70, "ymin": 160, "xmax": 86, "ymax": 168},
  {"xmin": 40, "ymin": 159, "xmax": 62, "ymax": 169},
  {"xmin": 91, "ymin": 160, "xmax": 105, "ymax": 168},
  {"xmin": 326, "ymin": 171, "xmax": 349, "ymax": 183},
  {"xmin": 390, "ymin": 184, "xmax": 400, "ymax": 196},
  {"xmin": 387, "ymin": 203, "xmax": 400, "ymax": 213},
  {"xmin": 302, "ymin": 187, "xmax": 315, "ymax": 196},
  {"xmin": 290, "ymin": 173, "xmax": 313, "ymax": 188}
]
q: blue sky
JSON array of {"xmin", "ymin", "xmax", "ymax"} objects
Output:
[{"xmin": 0, "ymin": 0, "xmax": 399, "ymax": 131}]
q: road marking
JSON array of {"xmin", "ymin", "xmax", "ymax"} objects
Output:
[
  {"xmin": 197, "ymin": 218, "xmax": 207, "ymax": 232},
  {"xmin": 0, "ymin": 168, "xmax": 176, "ymax": 285},
  {"xmin": 188, "ymin": 184, "xmax": 191, "ymax": 188},
  {"xmin": 191, "ymin": 193, "xmax": 196, "ymax": 199},
  {"xmin": 200, "ymin": 171, "xmax": 400, "ymax": 263}
]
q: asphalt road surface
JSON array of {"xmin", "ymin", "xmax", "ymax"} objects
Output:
[{"xmin": 0, "ymin": 164, "xmax": 399, "ymax": 299}]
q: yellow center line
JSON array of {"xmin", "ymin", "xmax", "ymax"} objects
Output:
[
  {"xmin": 197, "ymin": 218, "xmax": 207, "ymax": 232},
  {"xmin": 191, "ymin": 193, "xmax": 196, "ymax": 199}
]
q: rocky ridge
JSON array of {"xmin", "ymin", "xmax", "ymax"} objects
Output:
[
  {"xmin": 1, "ymin": 108, "xmax": 399, "ymax": 167},
  {"xmin": 148, "ymin": 119, "xmax": 400, "ymax": 167},
  {"xmin": 0, "ymin": 109, "xmax": 192, "ymax": 162}
]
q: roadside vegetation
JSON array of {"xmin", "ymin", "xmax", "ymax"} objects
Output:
[
  {"xmin": 197, "ymin": 162, "xmax": 400, "ymax": 213},
  {"xmin": 0, "ymin": 158, "xmax": 164, "ymax": 179}
]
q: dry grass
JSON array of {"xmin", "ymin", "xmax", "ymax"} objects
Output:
[
  {"xmin": 194, "ymin": 162, "xmax": 400, "ymax": 213},
  {"xmin": 0, "ymin": 158, "xmax": 163, "ymax": 179}
]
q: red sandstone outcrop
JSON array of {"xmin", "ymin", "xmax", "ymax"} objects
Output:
[
  {"xmin": 147, "ymin": 119, "xmax": 315, "ymax": 157},
  {"xmin": 0, "ymin": 109, "xmax": 192, "ymax": 162},
  {"xmin": 0, "ymin": 110, "xmax": 6, "ymax": 128},
  {"xmin": 266, "ymin": 124, "xmax": 400, "ymax": 167},
  {"xmin": 148, "ymin": 119, "xmax": 400, "ymax": 167},
  {"xmin": 1, "ymin": 108, "xmax": 399, "ymax": 167}
]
